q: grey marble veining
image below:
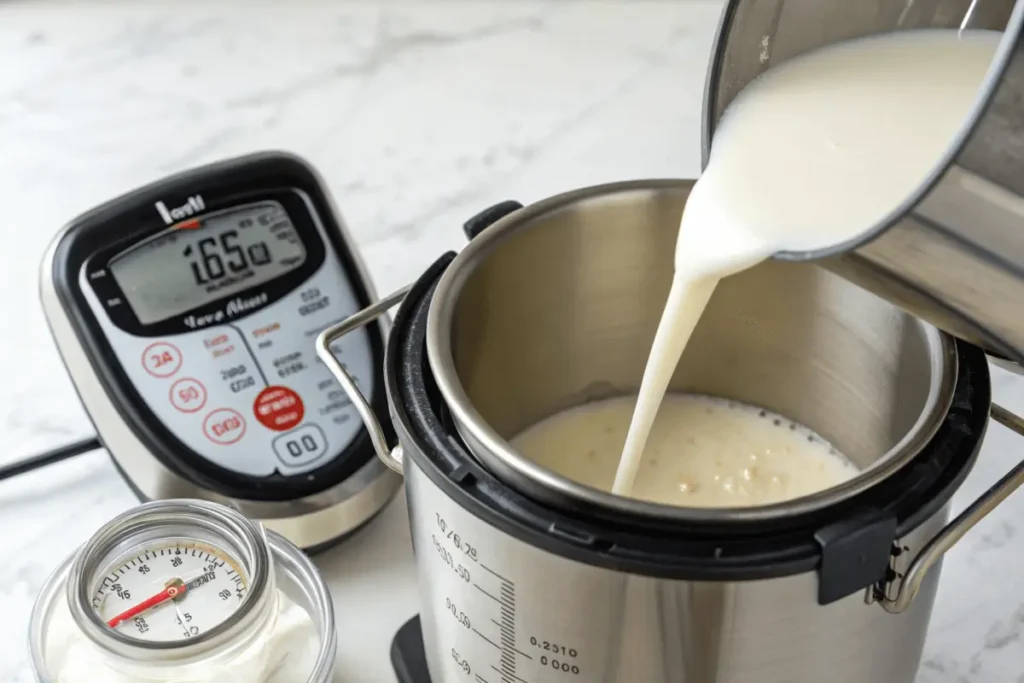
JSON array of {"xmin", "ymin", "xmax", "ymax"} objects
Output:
[{"xmin": 0, "ymin": 1, "xmax": 1021, "ymax": 681}]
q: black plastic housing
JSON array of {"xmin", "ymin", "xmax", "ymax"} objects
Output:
[{"xmin": 48, "ymin": 151, "xmax": 391, "ymax": 502}]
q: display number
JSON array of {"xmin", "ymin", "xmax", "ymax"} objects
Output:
[
  {"xmin": 177, "ymin": 386, "xmax": 201, "ymax": 404},
  {"xmin": 184, "ymin": 229, "xmax": 272, "ymax": 286},
  {"xmin": 540, "ymin": 656, "xmax": 580, "ymax": 675},
  {"xmin": 529, "ymin": 637, "xmax": 581, "ymax": 675},
  {"xmin": 151, "ymin": 351, "xmax": 175, "ymax": 368},
  {"xmin": 432, "ymin": 535, "xmax": 471, "ymax": 582},
  {"xmin": 451, "ymin": 649, "xmax": 471, "ymax": 675},
  {"xmin": 177, "ymin": 614, "xmax": 199, "ymax": 638},
  {"xmin": 445, "ymin": 597, "xmax": 471, "ymax": 629},
  {"xmin": 284, "ymin": 435, "xmax": 319, "ymax": 458},
  {"xmin": 220, "ymin": 365, "xmax": 247, "ymax": 380},
  {"xmin": 436, "ymin": 514, "xmax": 479, "ymax": 563},
  {"xmin": 230, "ymin": 377, "xmax": 255, "ymax": 393},
  {"xmin": 529, "ymin": 637, "xmax": 578, "ymax": 658}
]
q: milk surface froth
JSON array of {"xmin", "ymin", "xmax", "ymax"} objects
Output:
[{"xmin": 513, "ymin": 394, "xmax": 858, "ymax": 507}]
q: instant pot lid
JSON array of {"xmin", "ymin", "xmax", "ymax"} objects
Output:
[
  {"xmin": 423, "ymin": 180, "xmax": 961, "ymax": 525},
  {"xmin": 387, "ymin": 247, "xmax": 990, "ymax": 602}
]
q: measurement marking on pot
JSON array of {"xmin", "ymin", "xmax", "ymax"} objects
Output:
[
  {"xmin": 473, "ymin": 628, "xmax": 501, "ymax": 651},
  {"xmin": 498, "ymin": 577, "xmax": 517, "ymax": 682},
  {"xmin": 490, "ymin": 620, "xmax": 532, "ymax": 658},
  {"xmin": 474, "ymin": 584, "xmax": 501, "ymax": 602},
  {"xmin": 431, "ymin": 533, "xmax": 472, "ymax": 582},
  {"xmin": 432, "ymin": 514, "xmax": 524, "ymax": 681},
  {"xmin": 480, "ymin": 564, "xmax": 510, "ymax": 582},
  {"xmin": 490, "ymin": 666, "xmax": 528, "ymax": 683},
  {"xmin": 468, "ymin": 563, "xmax": 519, "ymax": 682},
  {"xmin": 437, "ymin": 513, "xmax": 480, "ymax": 562}
]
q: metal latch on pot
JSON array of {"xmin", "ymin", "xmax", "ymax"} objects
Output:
[
  {"xmin": 317, "ymin": 284, "xmax": 412, "ymax": 474},
  {"xmin": 868, "ymin": 404, "xmax": 1024, "ymax": 614}
]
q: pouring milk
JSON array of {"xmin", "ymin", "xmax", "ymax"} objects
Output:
[
  {"xmin": 596, "ymin": 28, "xmax": 999, "ymax": 501},
  {"xmin": 509, "ymin": 29, "xmax": 999, "ymax": 506}
]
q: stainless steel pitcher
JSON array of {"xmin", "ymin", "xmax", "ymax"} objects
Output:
[{"xmin": 703, "ymin": 0, "xmax": 1024, "ymax": 366}]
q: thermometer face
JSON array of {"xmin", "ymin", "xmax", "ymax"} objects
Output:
[{"xmin": 90, "ymin": 538, "xmax": 249, "ymax": 644}]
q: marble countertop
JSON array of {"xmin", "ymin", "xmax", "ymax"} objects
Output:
[{"xmin": 0, "ymin": 1, "xmax": 1021, "ymax": 681}]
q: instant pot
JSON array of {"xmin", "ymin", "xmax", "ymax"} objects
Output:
[{"xmin": 317, "ymin": 180, "xmax": 1023, "ymax": 683}]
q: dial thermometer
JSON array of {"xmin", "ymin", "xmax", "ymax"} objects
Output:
[
  {"xmin": 29, "ymin": 499, "xmax": 337, "ymax": 681},
  {"xmin": 94, "ymin": 539, "xmax": 249, "ymax": 640},
  {"xmin": 39, "ymin": 151, "xmax": 401, "ymax": 551}
]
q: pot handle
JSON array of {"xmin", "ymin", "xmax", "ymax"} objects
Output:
[
  {"xmin": 314, "ymin": 201, "xmax": 523, "ymax": 476},
  {"xmin": 877, "ymin": 402, "xmax": 1024, "ymax": 614},
  {"xmin": 315, "ymin": 285, "xmax": 412, "ymax": 474}
]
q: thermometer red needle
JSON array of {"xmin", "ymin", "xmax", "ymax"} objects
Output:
[{"xmin": 106, "ymin": 578, "xmax": 186, "ymax": 628}]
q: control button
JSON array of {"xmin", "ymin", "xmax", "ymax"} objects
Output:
[
  {"xmin": 203, "ymin": 408, "xmax": 247, "ymax": 445},
  {"xmin": 169, "ymin": 378, "xmax": 207, "ymax": 413},
  {"xmin": 272, "ymin": 424, "xmax": 329, "ymax": 469},
  {"xmin": 253, "ymin": 386, "xmax": 305, "ymax": 432},
  {"xmin": 142, "ymin": 341, "xmax": 182, "ymax": 378}
]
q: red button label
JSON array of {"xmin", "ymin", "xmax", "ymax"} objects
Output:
[
  {"xmin": 253, "ymin": 386, "xmax": 305, "ymax": 432},
  {"xmin": 169, "ymin": 378, "xmax": 207, "ymax": 413},
  {"xmin": 203, "ymin": 409, "xmax": 246, "ymax": 445},
  {"xmin": 142, "ymin": 342, "xmax": 182, "ymax": 378}
]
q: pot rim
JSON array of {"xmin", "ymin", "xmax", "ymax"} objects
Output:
[{"xmin": 425, "ymin": 179, "xmax": 959, "ymax": 524}]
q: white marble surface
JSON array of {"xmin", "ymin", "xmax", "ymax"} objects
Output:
[{"xmin": 0, "ymin": 1, "xmax": 1021, "ymax": 681}]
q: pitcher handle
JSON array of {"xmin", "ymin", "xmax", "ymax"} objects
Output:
[
  {"xmin": 878, "ymin": 402, "xmax": 1024, "ymax": 613},
  {"xmin": 315, "ymin": 285, "xmax": 412, "ymax": 474}
]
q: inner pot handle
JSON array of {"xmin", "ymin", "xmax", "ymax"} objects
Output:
[
  {"xmin": 315, "ymin": 285, "xmax": 412, "ymax": 474},
  {"xmin": 878, "ymin": 402, "xmax": 1024, "ymax": 614}
]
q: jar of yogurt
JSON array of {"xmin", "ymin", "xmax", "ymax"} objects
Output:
[{"xmin": 28, "ymin": 499, "xmax": 336, "ymax": 683}]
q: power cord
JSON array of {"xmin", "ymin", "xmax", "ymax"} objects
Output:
[{"xmin": 0, "ymin": 436, "xmax": 102, "ymax": 482}]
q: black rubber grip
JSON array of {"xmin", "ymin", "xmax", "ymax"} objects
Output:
[{"xmin": 391, "ymin": 615, "xmax": 433, "ymax": 683}]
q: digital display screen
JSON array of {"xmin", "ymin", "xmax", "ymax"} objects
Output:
[{"xmin": 109, "ymin": 201, "xmax": 307, "ymax": 325}]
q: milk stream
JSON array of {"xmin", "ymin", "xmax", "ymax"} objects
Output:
[{"xmin": 609, "ymin": 28, "xmax": 1001, "ymax": 498}]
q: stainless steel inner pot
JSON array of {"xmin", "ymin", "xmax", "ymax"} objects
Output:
[{"xmin": 425, "ymin": 180, "xmax": 957, "ymax": 522}]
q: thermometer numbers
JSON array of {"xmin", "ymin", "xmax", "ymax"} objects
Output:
[
  {"xmin": 182, "ymin": 227, "xmax": 272, "ymax": 287},
  {"xmin": 107, "ymin": 199, "xmax": 307, "ymax": 326},
  {"xmin": 92, "ymin": 540, "xmax": 248, "ymax": 643}
]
